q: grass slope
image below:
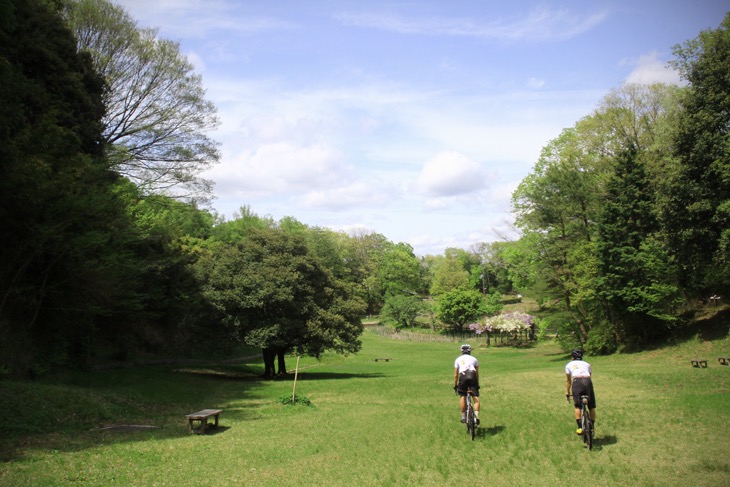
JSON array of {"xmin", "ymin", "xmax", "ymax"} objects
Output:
[{"xmin": 1, "ymin": 330, "xmax": 729, "ymax": 486}]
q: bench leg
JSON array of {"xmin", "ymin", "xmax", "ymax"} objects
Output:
[
  {"xmin": 213, "ymin": 414, "xmax": 219, "ymax": 429},
  {"xmin": 188, "ymin": 418, "xmax": 207, "ymax": 434}
]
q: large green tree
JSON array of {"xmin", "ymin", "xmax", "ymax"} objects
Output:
[
  {"xmin": 0, "ymin": 0, "xmax": 137, "ymax": 373},
  {"xmin": 428, "ymin": 253, "xmax": 469, "ymax": 296},
  {"xmin": 470, "ymin": 241, "xmax": 515, "ymax": 295},
  {"xmin": 512, "ymin": 127, "xmax": 602, "ymax": 339},
  {"xmin": 341, "ymin": 229, "xmax": 393, "ymax": 315},
  {"xmin": 194, "ymin": 227, "xmax": 364, "ymax": 378},
  {"xmin": 379, "ymin": 242, "xmax": 424, "ymax": 297},
  {"xmin": 380, "ymin": 294, "xmax": 426, "ymax": 329},
  {"xmin": 436, "ymin": 289, "xmax": 494, "ymax": 332}
]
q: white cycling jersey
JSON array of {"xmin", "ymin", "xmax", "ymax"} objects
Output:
[
  {"xmin": 455, "ymin": 354, "xmax": 479, "ymax": 374},
  {"xmin": 565, "ymin": 359, "xmax": 592, "ymax": 379}
]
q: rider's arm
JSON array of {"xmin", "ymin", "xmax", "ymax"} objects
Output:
[
  {"xmin": 475, "ymin": 365, "xmax": 479, "ymax": 383},
  {"xmin": 565, "ymin": 372, "xmax": 572, "ymax": 396},
  {"xmin": 453, "ymin": 367, "xmax": 459, "ymax": 387}
]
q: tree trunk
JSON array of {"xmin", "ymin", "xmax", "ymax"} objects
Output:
[
  {"xmin": 262, "ymin": 347, "xmax": 288, "ymax": 378},
  {"xmin": 276, "ymin": 348, "xmax": 287, "ymax": 375},
  {"xmin": 262, "ymin": 348, "xmax": 276, "ymax": 379}
]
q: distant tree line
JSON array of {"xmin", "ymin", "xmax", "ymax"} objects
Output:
[{"xmin": 1, "ymin": 1, "xmax": 727, "ymax": 377}]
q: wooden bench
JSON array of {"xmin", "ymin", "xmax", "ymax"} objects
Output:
[
  {"xmin": 691, "ymin": 359, "xmax": 708, "ymax": 368},
  {"xmin": 718, "ymin": 357, "xmax": 730, "ymax": 366},
  {"xmin": 374, "ymin": 358, "xmax": 394, "ymax": 362},
  {"xmin": 185, "ymin": 409, "xmax": 222, "ymax": 434}
]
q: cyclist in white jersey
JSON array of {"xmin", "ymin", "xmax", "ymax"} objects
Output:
[
  {"xmin": 565, "ymin": 349, "xmax": 596, "ymax": 435},
  {"xmin": 454, "ymin": 344, "xmax": 480, "ymax": 424}
]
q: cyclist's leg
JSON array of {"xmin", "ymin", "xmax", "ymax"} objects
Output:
[
  {"xmin": 457, "ymin": 374, "xmax": 467, "ymax": 418},
  {"xmin": 472, "ymin": 391, "xmax": 480, "ymax": 426},
  {"xmin": 587, "ymin": 381, "xmax": 596, "ymax": 422},
  {"xmin": 572, "ymin": 380, "xmax": 586, "ymax": 430},
  {"xmin": 470, "ymin": 381, "xmax": 480, "ymax": 412},
  {"xmin": 571, "ymin": 383, "xmax": 580, "ymax": 423},
  {"xmin": 458, "ymin": 384, "xmax": 467, "ymax": 421}
]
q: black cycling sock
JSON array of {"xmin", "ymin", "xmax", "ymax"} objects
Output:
[{"xmin": 576, "ymin": 419, "xmax": 581, "ymax": 428}]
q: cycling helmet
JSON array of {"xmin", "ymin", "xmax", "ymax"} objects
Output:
[
  {"xmin": 571, "ymin": 349, "xmax": 584, "ymax": 360},
  {"xmin": 461, "ymin": 344, "xmax": 472, "ymax": 354}
]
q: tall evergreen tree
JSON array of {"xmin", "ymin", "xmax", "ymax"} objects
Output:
[
  {"xmin": 597, "ymin": 147, "xmax": 679, "ymax": 350},
  {"xmin": 666, "ymin": 13, "xmax": 730, "ymax": 297}
]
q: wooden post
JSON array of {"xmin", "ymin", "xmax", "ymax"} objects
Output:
[{"xmin": 292, "ymin": 355, "xmax": 301, "ymax": 404}]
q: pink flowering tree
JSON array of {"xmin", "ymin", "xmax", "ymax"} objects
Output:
[{"xmin": 469, "ymin": 312, "xmax": 537, "ymax": 345}]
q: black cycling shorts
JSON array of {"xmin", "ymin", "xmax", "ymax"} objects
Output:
[
  {"xmin": 571, "ymin": 377, "xmax": 596, "ymax": 408},
  {"xmin": 457, "ymin": 370, "xmax": 479, "ymax": 397}
]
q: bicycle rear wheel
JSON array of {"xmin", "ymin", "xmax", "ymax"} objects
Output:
[
  {"xmin": 581, "ymin": 409, "xmax": 592, "ymax": 450},
  {"xmin": 466, "ymin": 396, "xmax": 475, "ymax": 440}
]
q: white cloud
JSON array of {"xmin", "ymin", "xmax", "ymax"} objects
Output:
[
  {"xmin": 115, "ymin": 0, "xmax": 294, "ymax": 38},
  {"xmin": 334, "ymin": 6, "xmax": 608, "ymax": 42},
  {"xmin": 417, "ymin": 152, "xmax": 488, "ymax": 197},
  {"xmin": 299, "ymin": 181, "xmax": 394, "ymax": 211},
  {"xmin": 623, "ymin": 51, "xmax": 682, "ymax": 85},
  {"xmin": 208, "ymin": 142, "xmax": 352, "ymax": 197}
]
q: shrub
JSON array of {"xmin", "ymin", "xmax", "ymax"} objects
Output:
[
  {"xmin": 584, "ymin": 321, "xmax": 619, "ymax": 355},
  {"xmin": 277, "ymin": 393, "xmax": 312, "ymax": 406}
]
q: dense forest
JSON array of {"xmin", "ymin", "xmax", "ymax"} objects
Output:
[{"xmin": 1, "ymin": 0, "xmax": 728, "ymax": 377}]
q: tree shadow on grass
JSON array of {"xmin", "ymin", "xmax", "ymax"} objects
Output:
[
  {"xmin": 292, "ymin": 371, "xmax": 386, "ymax": 381},
  {"xmin": 0, "ymin": 365, "xmax": 268, "ymax": 463},
  {"xmin": 173, "ymin": 366, "xmax": 262, "ymax": 381},
  {"xmin": 548, "ymin": 354, "xmax": 571, "ymax": 363}
]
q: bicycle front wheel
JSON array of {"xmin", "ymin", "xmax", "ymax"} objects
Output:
[
  {"xmin": 466, "ymin": 398, "xmax": 476, "ymax": 440},
  {"xmin": 468, "ymin": 409, "xmax": 475, "ymax": 440}
]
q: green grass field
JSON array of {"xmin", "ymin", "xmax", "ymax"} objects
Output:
[{"xmin": 1, "ymin": 330, "xmax": 729, "ymax": 486}]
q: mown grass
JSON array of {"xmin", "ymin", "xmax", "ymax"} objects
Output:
[{"xmin": 1, "ymin": 329, "xmax": 729, "ymax": 486}]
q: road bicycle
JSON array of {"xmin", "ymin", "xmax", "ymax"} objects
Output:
[
  {"xmin": 568, "ymin": 394, "xmax": 593, "ymax": 450},
  {"xmin": 465, "ymin": 388, "xmax": 477, "ymax": 441}
]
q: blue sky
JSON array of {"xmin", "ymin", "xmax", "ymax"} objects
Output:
[{"xmin": 114, "ymin": 0, "xmax": 728, "ymax": 256}]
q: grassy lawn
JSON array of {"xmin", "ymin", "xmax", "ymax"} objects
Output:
[{"xmin": 1, "ymin": 330, "xmax": 729, "ymax": 486}]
